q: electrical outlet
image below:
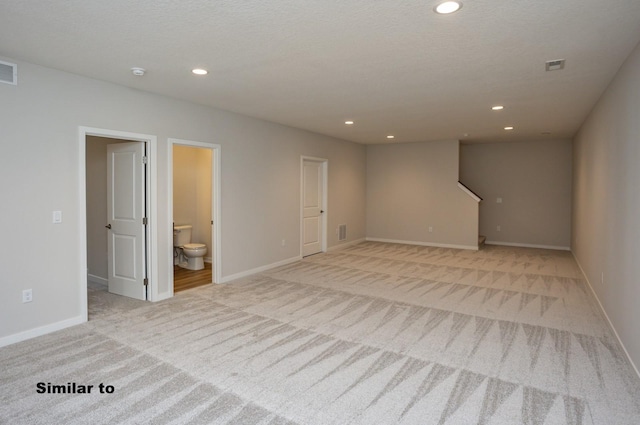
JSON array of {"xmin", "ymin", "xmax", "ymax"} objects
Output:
[
  {"xmin": 496, "ymin": 198, "xmax": 503, "ymax": 204},
  {"xmin": 428, "ymin": 226, "xmax": 433, "ymax": 233},
  {"xmin": 496, "ymin": 225, "xmax": 501, "ymax": 232},
  {"xmin": 22, "ymin": 289, "xmax": 32, "ymax": 303},
  {"xmin": 281, "ymin": 239, "xmax": 286, "ymax": 247}
]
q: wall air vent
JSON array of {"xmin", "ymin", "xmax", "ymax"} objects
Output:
[
  {"xmin": 339, "ymin": 224, "xmax": 347, "ymax": 241},
  {"xmin": 545, "ymin": 59, "xmax": 565, "ymax": 72},
  {"xmin": 0, "ymin": 60, "xmax": 17, "ymax": 85}
]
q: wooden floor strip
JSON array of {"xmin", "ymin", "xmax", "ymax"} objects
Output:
[{"xmin": 174, "ymin": 262, "xmax": 212, "ymax": 292}]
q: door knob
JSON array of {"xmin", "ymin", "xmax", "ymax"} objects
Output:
[
  {"xmin": 320, "ymin": 210, "xmax": 325, "ymax": 214},
  {"xmin": 105, "ymin": 224, "xmax": 112, "ymax": 229}
]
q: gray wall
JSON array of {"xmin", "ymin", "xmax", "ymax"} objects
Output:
[
  {"xmin": 0, "ymin": 58, "xmax": 366, "ymax": 342},
  {"xmin": 572, "ymin": 41, "xmax": 640, "ymax": 370},
  {"xmin": 460, "ymin": 140, "xmax": 572, "ymax": 249},
  {"xmin": 366, "ymin": 140, "xmax": 479, "ymax": 249}
]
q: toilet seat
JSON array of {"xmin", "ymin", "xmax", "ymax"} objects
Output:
[{"xmin": 183, "ymin": 243, "xmax": 206, "ymax": 251}]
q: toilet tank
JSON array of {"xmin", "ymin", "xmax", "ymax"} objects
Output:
[{"xmin": 173, "ymin": 225, "xmax": 192, "ymax": 247}]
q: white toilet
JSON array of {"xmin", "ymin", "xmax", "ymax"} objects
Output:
[{"xmin": 173, "ymin": 224, "xmax": 207, "ymax": 271}]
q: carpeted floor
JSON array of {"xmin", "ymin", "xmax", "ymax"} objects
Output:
[{"xmin": 1, "ymin": 242, "xmax": 639, "ymax": 424}]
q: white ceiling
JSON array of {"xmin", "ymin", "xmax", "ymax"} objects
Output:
[{"xmin": 1, "ymin": 0, "xmax": 640, "ymax": 144}]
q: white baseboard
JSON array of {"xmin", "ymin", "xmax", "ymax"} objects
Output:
[
  {"xmin": 220, "ymin": 255, "xmax": 302, "ymax": 283},
  {"xmin": 571, "ymin": 252, "xmax": 640, "ymax": 380},
  {"xmin": 366, "ymin": 237, "xmax": 478, "ymax": 251},
  {"xmin": 327, "ymin": 238, "xmax": 366, "ymax": 252},
  {"xmin": 485, "ymin": 241, "xmax": 570, "ymax": 251},
  {"xmin": 87, "ymin": 273, "xmax": 107, "ymax": 286},
  {"xmin": 151, "ymin": 291, "xmax": 173, "ymax": 302},
  {"xmin": 0, "ymin": 315, "xmax": 86, "ymax": 348}
]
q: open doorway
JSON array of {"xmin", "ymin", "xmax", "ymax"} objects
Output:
[
  {"xmin": 86, "ymin": 136, "xmax": 148, "ymax": 300},
  {"xmin": 79, "ymin": 127, "xmax": 159, "ymax": 321},
  {"xmin": 169, "ymin": 139, "xmax": 221, "ymax": 294}
]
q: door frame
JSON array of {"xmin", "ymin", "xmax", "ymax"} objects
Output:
[
  {"xmin": 168, "ymin": 138, "xmax": 222, "ymax": 290},
  {"xmin": 78, "ymin": 127, "xmax": 159, "ymax": 321},
  {"xmin": 300, "ymin": 156, "xmax": 328, "ymax": 257}
]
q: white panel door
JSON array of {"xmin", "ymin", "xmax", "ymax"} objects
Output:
[
  {"xmin": 107, "ymin": 142, "xmax": 146, "ymax": 300},
  {"xmin": 302, "ymin": 160, "xmax": 325, "ymax": 257}
]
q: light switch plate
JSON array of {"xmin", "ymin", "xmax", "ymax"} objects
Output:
[{"xmin": 52, "ymin": 210, "xmax": 62, "ymax": 224}]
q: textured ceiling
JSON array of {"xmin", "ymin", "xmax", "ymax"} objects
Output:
[{"xmin": 1, "ymin": 0, "xmax": 640, "ymax": 144}]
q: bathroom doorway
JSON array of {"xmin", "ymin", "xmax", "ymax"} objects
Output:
[{"xmin": 169, "ymin": 139, "xmax": 221, "ymax": 293}]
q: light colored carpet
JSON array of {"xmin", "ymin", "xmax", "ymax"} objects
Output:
[{"xmin": 1, "ymin": 242, "xmax": 639, "ymax": 424}]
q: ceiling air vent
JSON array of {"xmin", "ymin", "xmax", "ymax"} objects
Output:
[
  {"xmin": 545, "ymin": 59, "xmax": 565, "ymax": 72},
  {"xmin": 0, "ymin": 60, "xmax": 17, "ymax": 85}
]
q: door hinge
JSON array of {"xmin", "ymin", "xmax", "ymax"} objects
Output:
[
  {"xmin": 143, "ymin": 217, "xmax": 148, "ymax": 225},
  {"xmin": 143, "ymin": 278, "xmax": 149, "ymax": 286},
  {"xmin": 142, "ymin": 156, "xmax": 148, "ymax": 164}
]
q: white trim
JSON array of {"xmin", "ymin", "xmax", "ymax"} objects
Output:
[
  {"xmin": 220, "ymin": 256, "xmax": 302, "ymax": 283},
  {"xmin": 153, "ymin": 292, "xmax": 173, "ymax": 302},
  {"xmin": 457, "ymin": 182, "xmax": 481, "ymax": 202},
  {"xmin": 485, "ymin": 241, "xmax": 570, "ymax": 251},
  {"xmin": 0, "ymin": 315, "xmax": 85, "ymax": 348},
  {"xmin": 168, "ymin": 138, "xmax": 222, "ymax": 288},
  {"xmin": 366, "ymin": 237, "xmax": 478, "ymax": 251},
  {"xmin": 572, "ymin": 252, "xmax": 640, "ymax": 379},
  {"xmin": 327, "ymin": 238, "xmax": 366, "ymax": 252},
  {"xmin": 300, "ymin": 156, "xmax": 328, "ymax": 257},
  {"xmin": 87, "ymin": 274, "xmax": 107, "ymax": 286},
  {"xmin": 79, "ymin": 126, "xmax": 160, "ymax": 310}
]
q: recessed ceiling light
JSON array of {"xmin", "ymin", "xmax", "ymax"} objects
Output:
[
  {"xmin": 192, "ymin": 68, "xmax": 208, "ymax": 75},
  {"xmin": 345, "ymin": 121, "xmax": 354, "ymax": 125},
  {"xmin": 387, "ymin": 135, "xmax": 395, "ymax": 139},
  {"xmin": 434, "ymin": 1, "xmax": 462, "ymax": 14},
  {"xmin": 131, "ymin": 67, "xmax": 146, "ymax": 77},
  {"xmin": 504, "ymin": 126, "xmax": 514, "ymax": 130},
  {"xmin": 491, "ymin": 105, "xmax": 504, "ymax": 110}
]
